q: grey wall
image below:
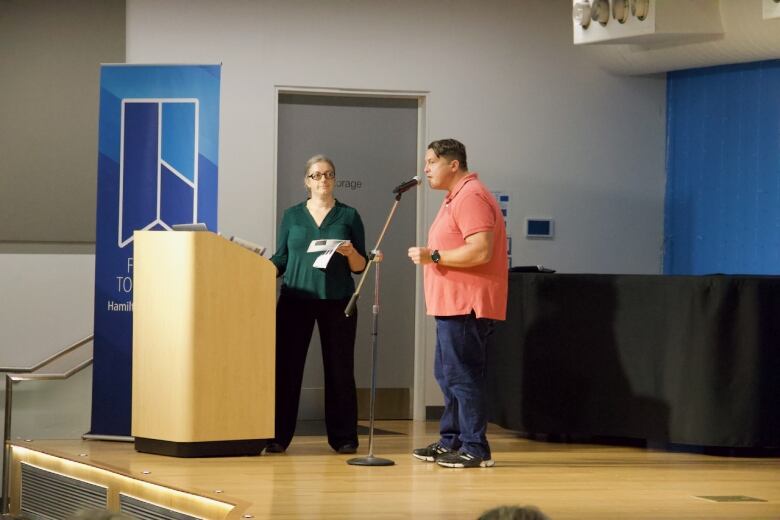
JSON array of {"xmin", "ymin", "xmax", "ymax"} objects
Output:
[{"xmin": 0, "ymin": 0, "xmax": 125, "ymax": 243}]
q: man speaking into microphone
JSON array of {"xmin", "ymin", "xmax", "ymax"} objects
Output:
[{"xmin": 407, "ymin": 138, "xmax": 508, "ymax": 469}]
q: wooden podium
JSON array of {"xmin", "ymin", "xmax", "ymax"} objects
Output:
[{"xmin": 131, "ymin": 230, "xmax": 275, "ymax": 457}]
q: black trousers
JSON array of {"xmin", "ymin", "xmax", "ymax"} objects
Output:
[{"xmin": 274, "ymin": 292, "xmax": 359, "ymax": 450}]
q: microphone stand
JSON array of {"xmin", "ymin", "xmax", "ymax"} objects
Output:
[{"xmin": 345, "ymin": 189, "xmax": 413, "ymax": 467}]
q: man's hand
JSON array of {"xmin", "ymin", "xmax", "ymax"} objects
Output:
[
  {"xmin": 407, "ymin": 232, "xmax": 493, "ymax": 268},
  {"xmin": 408, "ymin": 246, "xmax": 433, "ymax": 265}
]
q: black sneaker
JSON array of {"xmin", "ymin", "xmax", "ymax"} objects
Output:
[
  {"xmin": 436, "ymin": 450, "xmax": 494, "ymax": 468},
  {"xmin": 412, "ymin": 442, "xmax": 452, "ymax": 462}
]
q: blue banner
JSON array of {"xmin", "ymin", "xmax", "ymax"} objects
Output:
[{"xmin": 92, "ymin": 65, "xmax": 221, "ymax": 436}]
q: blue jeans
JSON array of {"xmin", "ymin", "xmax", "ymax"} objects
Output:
[{"xmin": 434, "ymin": 313, "xmax": 495, "ymax": 459}]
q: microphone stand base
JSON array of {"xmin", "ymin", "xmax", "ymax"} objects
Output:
[{"xmin": 347, "ymin": 455, "xmax": 395, "ymax": 466}]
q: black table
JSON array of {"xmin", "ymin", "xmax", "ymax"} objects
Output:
[{"xmin": 486, "ymin": 273, "xmax": 780, "ymax": 449}]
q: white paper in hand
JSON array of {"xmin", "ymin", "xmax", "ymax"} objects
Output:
[
  {"xmin": 308, "ymin": 239, "xmax": 348, "ymax": 268},
  {"xmin": 307, "ymin": 239, "xmax": 347, "ymax": 252}
]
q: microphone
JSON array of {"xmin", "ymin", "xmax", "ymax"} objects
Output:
[{"xmin": 392, "ymin": 176, "xmax": 422, "ymax": 194}]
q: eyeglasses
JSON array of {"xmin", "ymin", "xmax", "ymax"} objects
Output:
[{"xmin": 307, "ymin": 171, "xmax": 335, "ymax": 181}]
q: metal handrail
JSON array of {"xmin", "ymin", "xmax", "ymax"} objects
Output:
[
  {"xmin": 2, "ymin": 334, "xmax": 94, "ymax": 513},
  {"xmin": 0, "ymin": 334, "xmax": 94, "ymax": 374},
  {"xmin": 8, "ymin": 359, "xmax": 94, "ymax": 382}
]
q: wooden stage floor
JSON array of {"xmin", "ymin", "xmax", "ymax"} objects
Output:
[{"xmin": 9, "ymin": 420, "xmax": 780, "ymax": 519}]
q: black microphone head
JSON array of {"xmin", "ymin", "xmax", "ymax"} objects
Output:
[{"xmin": 393, "ymin": 176, "xmax": 422, "ymax": 194}]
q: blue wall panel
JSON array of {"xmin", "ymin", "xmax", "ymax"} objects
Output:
[{"xmin": 665, "ymin": 60, "xmax": 780, "ymax": 274}]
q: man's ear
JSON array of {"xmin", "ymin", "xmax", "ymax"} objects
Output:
[{"xmin": 450, "ymin": 159, "xmax": 460, "ymax": 172}]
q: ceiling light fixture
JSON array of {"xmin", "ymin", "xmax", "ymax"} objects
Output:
[
  {"xmin": 573, "ymin": 0, "xmax": 593, "ymax": 28},
  {"xmin": 612, "ymin": 0, "xmax": 629, "ymax": 23},
  {"xmin": 591, "ymin": 0, "xmax": 610, "ymax": 26},
  {"xmin": 631, "ymin": 0, "xmax": 650, "ymax": 21}
]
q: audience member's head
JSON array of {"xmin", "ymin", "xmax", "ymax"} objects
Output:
[{"xmin": 478, "ymin": 505, "xmax": 551, "ymax": 520}]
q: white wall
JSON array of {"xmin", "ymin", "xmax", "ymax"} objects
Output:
[
  {"xmin": 0, "ymin": 0, "xmax": 667, "ymax": 416},
  {"xmin": 0, "ymin": 254, "xmax": 94, "ymax": 366},
  {"xmin": 127, "ymin": 0, "xmax": 665, "ymax": 414},
  {"xmin": 125, "ymin": 0, "xmax": 667, "ymax": 274},
  {"xmin": 0, "ymin": 254, "xmax": 94, "ymax": 449},
  {"xmin": 124, "ymin": 0, "xmax": 668, "ymax": 411}
]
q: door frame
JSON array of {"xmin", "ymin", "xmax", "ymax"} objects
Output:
[{"xmin": 273, "ymin": 85, "xmax": 429, "ymax": 421}]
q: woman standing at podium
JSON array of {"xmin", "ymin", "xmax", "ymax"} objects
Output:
[{"xmin": 268, "ymin": 154, "xmax": 368, "ymax": 454}]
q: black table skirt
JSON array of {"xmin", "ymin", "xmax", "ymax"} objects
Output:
[{"xmin": 486, "ymin": 273, "xmax": 780, "ymax": 449}]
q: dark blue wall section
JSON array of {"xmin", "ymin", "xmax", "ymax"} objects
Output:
[{"xmin": 664, "ymin": 60, "xmax": 780, "ymax": 275}]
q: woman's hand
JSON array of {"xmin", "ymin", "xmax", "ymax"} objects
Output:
[
  {"xmin": 336, "ymin": 241, "xmax": 367, "ymax": 273},
  {"xmin": 338, "ymin": 243, "xmax": 382, "ymax": 263},
  {"xmin": 336, "ymin": 241, "xmax": 357, "ymax": 258}
]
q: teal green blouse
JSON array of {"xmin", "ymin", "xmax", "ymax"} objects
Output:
[{"xmin": 270, "ymin": 200, "xmax": 367, "ymax": 300}]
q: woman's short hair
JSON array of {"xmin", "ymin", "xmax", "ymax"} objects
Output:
[{"xmin": 304, "ymin": 154, "xmax": 336, "ymax": 177}]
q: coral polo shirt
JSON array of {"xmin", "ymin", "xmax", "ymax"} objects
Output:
[{"xmin": 424, "ymin": 173, "xmax": 508, "ymax": 321}]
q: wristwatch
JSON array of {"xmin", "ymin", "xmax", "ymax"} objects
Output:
[{"xmin": 430, "ymin": 249, "xmax": 441, "ymax": 264}]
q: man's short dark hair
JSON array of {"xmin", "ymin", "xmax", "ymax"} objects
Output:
[{"xmin": 428, "ymin": 138, "xmax": 468, "ymax": 171}]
